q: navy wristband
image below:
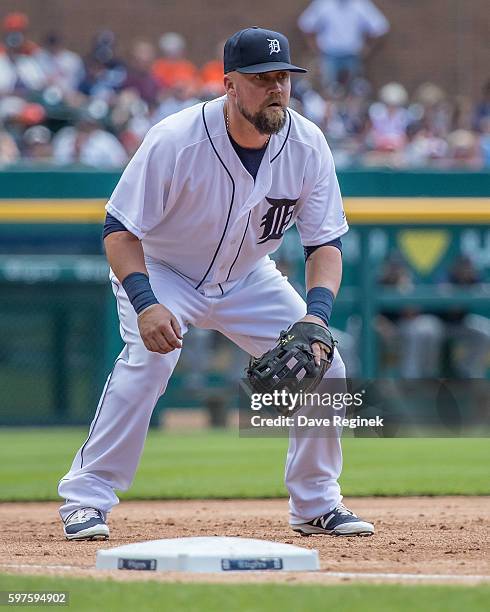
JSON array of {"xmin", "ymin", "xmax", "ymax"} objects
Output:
[
  {"xmin": 306, "ymin": 286, "xmax": 335, "ymax": 326},
  {"xmin": 122, "ymin": 272, "xmax": 159, "ymax": 315}
]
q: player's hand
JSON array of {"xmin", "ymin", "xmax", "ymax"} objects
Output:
[
  {"xmin": 297, "ymin": 314, "xmax": 330, "ymax": 366},
  {"xmin": 137, "ymin": 304, "xmax": 183, "ymax": 354}
]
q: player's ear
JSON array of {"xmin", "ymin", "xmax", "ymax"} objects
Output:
[{"xmin": 224, "ymin": 72, "xmax": 236, "ymax": 98}]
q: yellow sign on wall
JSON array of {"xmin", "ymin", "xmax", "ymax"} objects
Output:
[{"xmin": 398, "ymin": 230, "xmax": 450, "ymax": 275}]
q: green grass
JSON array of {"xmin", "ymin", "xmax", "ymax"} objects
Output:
[
  {"xmin": 0, "ymin": 428, "xmax": 488, "ymax": 501},
  {"xmin": 0, "ymin": 575, "xmax": 488, "ymax": 612}
]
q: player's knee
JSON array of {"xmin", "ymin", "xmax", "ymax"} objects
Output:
[
  {"xmin": 125, "ymin": 344, "xmax": 179, "ymax": 389},
  {"xmin": 130, "ymin": 341, "xmax": 177, "ymax": 365}
]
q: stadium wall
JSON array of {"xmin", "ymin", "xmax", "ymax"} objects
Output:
[
  {"xmin": 0, "ymin": 169, "xmax": 489, "ymax": 425},
  {"xmin": 1, "ymin": 0, "xmax": 489, "ymax": 98}
]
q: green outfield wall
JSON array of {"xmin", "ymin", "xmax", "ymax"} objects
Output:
[
  {"xmin": 1, "ymin": 167, "xmax": 490, "ymax": 198},
  {"xmin": 1, "ymin": 169, "xmax": 489, "ymax": 425}
]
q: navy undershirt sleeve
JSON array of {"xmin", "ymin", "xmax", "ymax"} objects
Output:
[
  {"xmin": 228, "ymin": 134, "xmax": 267, "ymax": 181},
  {"xmin": 103, "ymin": 212, "xmax": 129, "ymax": 239},
  {"xmin": 304, "ymin": 237, "xmax": 342, "ymax": 261}
]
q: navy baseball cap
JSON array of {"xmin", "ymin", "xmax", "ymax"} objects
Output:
[{"xmin": 224, "ymin": 27, "xmax": 307, "ymax": 74}]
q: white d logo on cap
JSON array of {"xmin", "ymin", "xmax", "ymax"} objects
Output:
[{"xmin": 267, "ymin": 39, "xmax": 281, "ymax": 54}]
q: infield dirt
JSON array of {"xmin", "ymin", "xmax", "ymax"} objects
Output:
[{"xmin": 1, "ymin": 497, "xmax": 488, "ymax": 584}]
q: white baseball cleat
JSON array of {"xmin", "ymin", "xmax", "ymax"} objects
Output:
[
  {"xmin": 63, "ymin": 507, "xmax": 109, "ymax": 541},
  {"xmin": 292, "ymin": 503, "xmax": 375, "ymax": 537}
]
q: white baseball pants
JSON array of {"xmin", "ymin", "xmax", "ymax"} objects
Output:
[{"xmin": 59, "ymin": 257, "xmax": 344, "ymax": 524}]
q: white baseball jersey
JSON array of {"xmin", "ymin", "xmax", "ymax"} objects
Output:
[{"xmin": 106, "ymin": 96, "xmax": 348, "ymax": 293}]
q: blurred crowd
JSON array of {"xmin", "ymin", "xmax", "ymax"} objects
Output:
[
  {"xmin": 376, "ymin": 253, "xmax": 490, "ymax": 379},
  {"xmin": 0, "ymin": 9, "xmax": 489, "ymax": 169}
]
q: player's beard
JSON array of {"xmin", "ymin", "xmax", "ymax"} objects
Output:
[{"xmin": 238, "ymin": 100, "xmax": 287, "ymax": 135}]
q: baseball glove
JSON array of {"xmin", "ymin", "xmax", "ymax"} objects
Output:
[{"xmin": 246, "ymin": 321, "xmax": 335, "ymax": 414}]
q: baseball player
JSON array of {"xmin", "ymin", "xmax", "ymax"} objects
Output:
[{"xmin": 59, "ymin": 27, "xmax": 374, "ymax": 540}]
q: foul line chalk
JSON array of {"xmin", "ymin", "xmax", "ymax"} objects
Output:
[
  {"xmin": 0, "ymin": 563, "xmax": 488, "ymax": 582},
  {"xmin": 1, "ymin": 563, "xmax": 81, "ymax": 571},
  {"xmin": 324, "ymin": 571, "xmax": 489, "ymax": 582}
]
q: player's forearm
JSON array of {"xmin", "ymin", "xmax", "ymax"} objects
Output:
[
  {"xmin": 305, "ymin": 245, "xmax": 342, "ymax": 296},
  {"xmin": 104, "ymin": 230, "xmax": 181, "ymax": 351},
  {"xmin": 104, "ymin": 231, "xmax": 149, "ymax": 283}
]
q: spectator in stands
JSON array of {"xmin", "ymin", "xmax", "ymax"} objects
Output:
[
  {"xmin": 376, "ymin": 252, "xmax": 490, "ymax": 379},
  {"xmin": 0, "ymin": 20, "xmax": 485, "ymax": 171},
  {"xmin": 368, "ymin": 83, "xmax": 409, "ymax": 150},
  {"xmin": 473, "ymin": 80, "xmax": 490, "ymax": 132},
  {"xmin": 403, "ymin": 123, "xmax": 448, "ymax": 168},
  {"xmin": 22, "ymin": 125, "xmax": 53, "ymax": 162},
  {"xmin": 78, "ymin": 56, "xmax": 114, "ymax": 99},
  {"xmin": 292, "ymin": 78, "xmax": 329, "ymax": 130},
  {"xmin": 480, "ymin": 117, "xmax": 490, "ymax": 168},
  {"xmin": 376, "ymin": 251, "xmax": 444, "ymax": 378},
  {"xmin": 151, "ymin": 80, "xmax": 200, "ymax": 123},
  {"xmin": 444, "ymin": 129, "xmax": 482, "ymax": 169},
  {"xmin": 110, "ymin": 88, "xmax": 152, "ymax": 156},
  {"xmin": 0, "ymin": 125, "xmax": 20, "ymax": 165},
  {"xmin": 414, "ymin": 82, "xmax": 452, "ymax": 138},
  {"xmin": 123, "ymin": 40, "xmax": 160, "ymax": 105},
  {"xmin": 79, "ymin": 31, "xmax": 127, "ymax": 99},
  {"xmin": 0, "ymin": 12, "xmax": 47, "ymax": 94},
  {"xmin": 52, "ymin": 109, "xmax": 127, "ymax": 168},
  {"xmin": 37, "ymin": 32, "xmax": 85, "ymax": 95},
  {"xmin": 474, "ymin": 81, "xmax": 490, "ymax": 167},
  {"xmin": 298, "ymin": 0, "xmax": 389, "ymax": 87},
  {"xmin": 0, "ymin": 99, "xmax": 45, "ymax": 153},
  {"xmin": 92, "ymin": 30, "xmax": 126, "ymax": 79},
  {"xmin": 328, "ymin": 81, "xmax": 370, "ymax": 143},
  {"xmin": 438, "ymin": 256, "xmax": 490, "ymax": 378},
  {"xmin": 151, "ymin": 32, "xmax": 199, "ymax": 91},
  {"xmin": 1, "ymin": 12, "xmax": 38, "ymax": 54},
  {"xmin": 400, "ymin": 83, "xmax": 451, "ymax": 167},
  {"xmin": 200, "ymin": 41, "xmax": 225, "ymax": 97},
  {"xmin": 361, "ymin": 82, "xmax": 409, "ymax": 166}
]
